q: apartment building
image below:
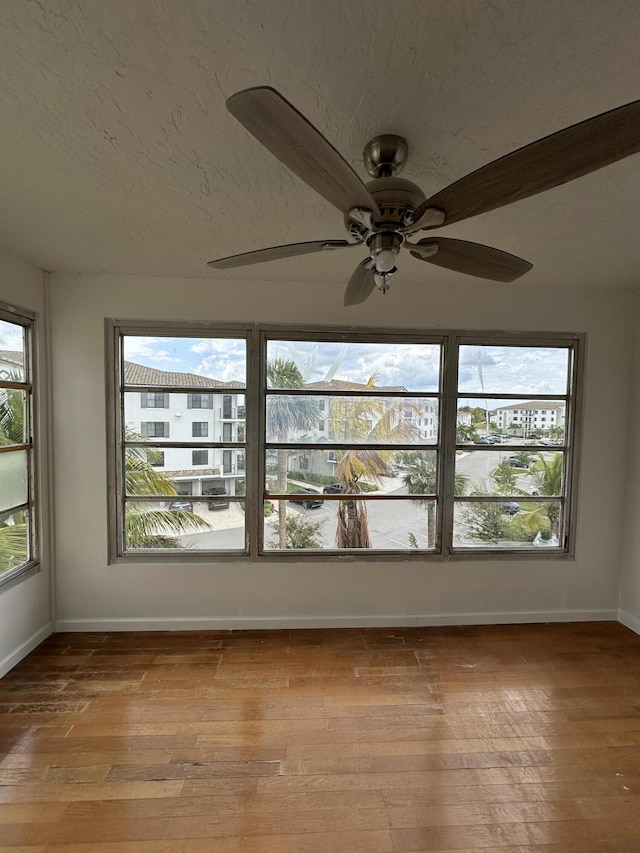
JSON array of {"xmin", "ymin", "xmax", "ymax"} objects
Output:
[
  {"xmin": 492, "ymin": 401, "xmax": 566, "ymax": 436},
  {"xmin": 124, "ymin": 361, "xmax": 246, "ymax": 500}
]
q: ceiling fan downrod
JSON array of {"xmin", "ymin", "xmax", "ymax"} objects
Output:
[{"xmin": 363, "ymin": 134, "xmax": 408, "ymax": 178}]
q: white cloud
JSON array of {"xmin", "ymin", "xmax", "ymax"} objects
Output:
[
  {"xmin": 0, "ymin": 319, "xmax": 24, "ymax": 351},
  {"xmin": 122, "ymin": 337, "xmax": 183, "ymax": 366}
]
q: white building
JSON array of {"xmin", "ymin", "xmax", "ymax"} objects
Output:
[
  {"xmin": 492, "ymin": 401, "xmax": 565, "ymax": 436},
  {"xmin": 124, "ymin": 361, "xmax": 245, "ymax": 500}
]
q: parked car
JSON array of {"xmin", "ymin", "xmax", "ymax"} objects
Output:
[
  {"xmin": 507, "ymin": 456, "xmax": 529, "ymax": 469},
  {"xmin": 502, "ymin": 501, "xmax": 520, "ymax": 515},
  {"xmin": 288, "ymin": 488, "xmax": 323, "ymax": 509},
  {"xmin": 474, "ymin": 438, "xmax": 491, "ymax": 445},
  {"xmin": 168, "ymin": 500, "xmax": 193, "ymax": 512},
  {"xmin": 204, "ymin": 487, "xmax": 230, "ymax": 510},
  {"xmin": 322, "ymin": 483, "xmax": 342, "ymax": 494}
]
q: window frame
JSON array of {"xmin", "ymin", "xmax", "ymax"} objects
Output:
[
  {"xmin": 0, "ymin": 302, "xmax": 38, "ymax": 589},
  {"xmin": 444, "ymin": 331, "xmax": 583, "ymax": 557},
  {"xmin": 107, "ymin": 320, "xmax": 254, "ymax": 561},
  {"xmin": 106, "ymin": 320, "xmax": 583, "ymax": 563}
]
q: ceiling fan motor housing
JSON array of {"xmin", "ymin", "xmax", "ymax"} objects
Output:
[{"xmin": 344, "ymin": 177, "xmax": 427, "ymax": 240}]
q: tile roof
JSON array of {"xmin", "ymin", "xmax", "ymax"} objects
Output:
[
  {"xmin": 0, "ymin": 349, "xmax": 24, "ymax": 366},
  {"xmin": 304, "ymin": 378, "xmax": 407, "ymax": 392},
  {"xmin": 124, "ymin": 361, "xmax": 244, "ymax": 389}
]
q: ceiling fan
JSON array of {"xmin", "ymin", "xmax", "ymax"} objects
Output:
[{"xmin": 208, "ymin": 87, "xmax": 640, "ymax": 305}]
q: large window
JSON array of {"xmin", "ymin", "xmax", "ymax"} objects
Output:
[
  {"xmin": 108, "ymin": 323, "xmax": 582, "ymax": 560},
  {"xmin": 0, "ymin": 306, "xmax": 37, "ymax": 584}
]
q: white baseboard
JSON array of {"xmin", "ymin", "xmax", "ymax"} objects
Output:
[
  {"xmin": 54, "ymin": 609, "xmax": 618, "ymax": 633},
  {"xmin": 618, "ymin": 608, "xmax": 640, "ymax": 636},
  {"xmin": 0, "ymin": 622, "xmax": 53, "ymax": 678}
]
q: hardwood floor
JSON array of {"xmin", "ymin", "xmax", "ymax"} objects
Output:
[{"xmin": 1, "ymin": 622, "xmax": 640, "ymax": 851}]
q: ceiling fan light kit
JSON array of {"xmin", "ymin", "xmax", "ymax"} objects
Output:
[{"xmin": 208, "ymin": 87, "xmax": 640, "ymax": 305}]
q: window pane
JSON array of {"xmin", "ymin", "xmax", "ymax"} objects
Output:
[
  {"xmin": 124, "ymin": 391, "xmax": 245, "ymax": 443},
  {"xmin": 265, "ymin": 449, "xmax": 437, "ymax": 496},
  {"xmin": 0, "ymin": 511, "xmax": 29, "ymax": 574},
  {"xmin": 263, "ymin": 497, "xmax": 434, "ymax": 551},
  {"xmin": 0, "ymin": 450, "xmax": 28, "ymax": 512},
  {"xmin": 124, "ymin": 500, "xmax": 246, "ymax": 551},
  {"xmin": 0, "ymin": 320, "xmax": 25, "ymax": 381},
  {"xmin": 123, "ymin": 336, "xmax": 247, "ymax": 385},
  {"xmin": 458, "ymin": 345, "xmax": 569, "ymax": 395},
  {"xmin": 266, "ymin": 395, "xmax": 438, "ymax": 444},
  {"xmin": 456, "ymin": 397, "xmax": 566, "ymax": 444},
  {"xmin": 0, "ymin": 389, "xmax": 27, "ymax": 446},
  {"xmin": 455, "ymin": 449, "xmax": 559, "ymax": 494},
  {"xmin": 453, "ymin": 500, "xmax": 562, "ymax": 548},
  {"xmin": 266, "ymin": 340, "xmax": 441, "ymax": 393},
  {"xmin": 124, "ymin": 445, "xmax": 244, "ymax": 498}
]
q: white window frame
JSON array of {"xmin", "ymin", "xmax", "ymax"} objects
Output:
[
  {"xmin": 0, "ymin": 302, "xmax": 38, "ymax": 589},
  {"xmin": 107, "ymin": 321, "xmax": 583, "ymax": 562}
]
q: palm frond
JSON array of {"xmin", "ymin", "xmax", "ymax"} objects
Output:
[
  {"xmin": 0, "ymin": 522, "xmax": 28, "ymax": 573},
  {"xmin": 0, "ymin": 372, "xmax": 26, "ymax": 446},
  {"xmin": 125, "ymin": 506, "xmax": 211, "ymax": 549}
]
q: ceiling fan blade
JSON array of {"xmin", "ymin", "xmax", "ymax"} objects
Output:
[
  {"xmin": 344, "ymin": 259, "xmax": 376, "ymax": 306},
  {"xmin": 413, "ymin": 99, "xmax": 640, "ymax": 228},
  {"xmin": 208, "ymin": 240, "xmax": 354, "ymax": 270},
  {"xmin": 227, "ymin": 87, "xmax": 380, "ymax": 218},
  {"xmin": 408, "ymin": 238, "xmax": 532, "ymax": 282}
]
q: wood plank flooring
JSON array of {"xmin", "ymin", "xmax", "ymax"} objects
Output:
[{"xmin": 1, "ymin": 622, "xmax": 640, "ymax": 851}]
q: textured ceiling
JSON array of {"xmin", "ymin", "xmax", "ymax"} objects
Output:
[{"xmin": 1, "ymin": 0, "xmax": 640, "ymax": 291}]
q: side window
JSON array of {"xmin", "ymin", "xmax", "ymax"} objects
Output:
[{"xmin": 0, "ymin": 307, "xmax": 37, "ymax": 584}]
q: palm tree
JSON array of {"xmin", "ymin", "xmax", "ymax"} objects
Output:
[
  {"xmin": 456, "ymin": 423, "xmax": 477, "ymax": 443},
  {"xmin": 330, "ymin": 377, "xmax": 418, "ymax": 549},
  {"xmin": 266, "ymin": 358, "xmax": 320, "ymax": 548},
  {"xmin": 123, "ymin": 440, "xmax": 211, "ymax": 548},
  {"xmin": 519, "ymin": 452, "xmax": 563, "ymax": 541},
  {"xmin": 399, "ymin": 450, "xmax": 467, "ymax": 547}
]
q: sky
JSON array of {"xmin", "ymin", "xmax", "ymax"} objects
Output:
[
  {"xmin": 1, "ymin": 317, "xmax": 570, "ymax": 400},
  {"xmin": 121, "ymin": 334, "xmax": 570, "ymax": 398},
  {"xmin": 0, "ymin": 319, "xmax": 24, "ymax": 352}
]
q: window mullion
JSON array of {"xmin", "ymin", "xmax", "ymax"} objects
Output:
[{"xmin": 440, "ymin": 332, "xmax": 459, "ymax": 556}]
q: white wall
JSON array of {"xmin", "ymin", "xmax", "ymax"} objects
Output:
[
  {"xmin": 619, "ymin": 292, "xmax": 640, "ymax": 632},
  {"xmin": 50, "ymin": 272, "xmax": 633, "ymax": 630},
  {"xmin": 0, "ymin": 247, "xmax": 51, "ymax": 675}
]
